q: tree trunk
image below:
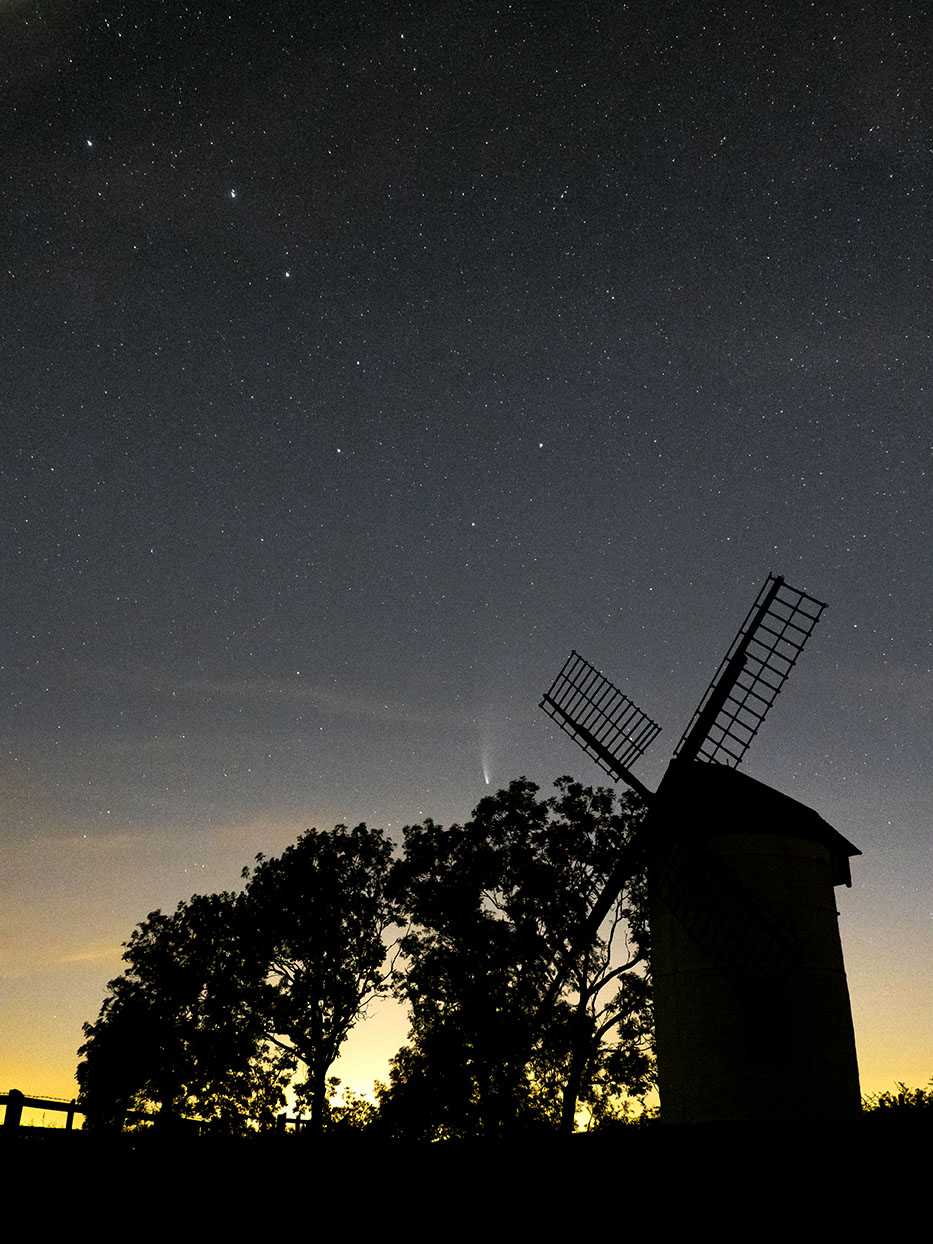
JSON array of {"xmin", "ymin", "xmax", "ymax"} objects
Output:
[{"xmin": 559, "ymin": 995, "xmax": 591, "ymax": 1136}]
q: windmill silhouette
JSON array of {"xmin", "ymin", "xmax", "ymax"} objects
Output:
[{"xmin": 541, "ymin": 574, "xmax": 861, "ymax": 1124}]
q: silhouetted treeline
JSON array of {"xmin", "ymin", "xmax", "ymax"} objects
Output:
[
  {"xmin": 861, "ymin": 1080, "xmax": 933, "ymax": 1115},
  {"xmin": 77, "ymin": 778, "xmax": 654, "ymax": 1137}
]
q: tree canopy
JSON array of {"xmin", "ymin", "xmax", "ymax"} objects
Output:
[
  {"xmin": 379, "ymin": 777, "xmax": 652, "ymax": 1137},
  {"xmin": 77, "ymin": 891, "xmax": 285, "ymax": 1132},
  {"xmin": 78, "ymin": 824, "xmax": 399, "ymax": 1133},
  {"xmin": 241, "ymin": 822, "xmax": 400, "ymax": 1133},
  {"xmin": 77, "ymin": 780, "xmax": 653, "ymax": 1136}
]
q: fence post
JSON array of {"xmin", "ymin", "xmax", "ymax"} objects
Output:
[{"xmin": 4, "ymin": 1089, "xmax": 24, "ymax": 1129}]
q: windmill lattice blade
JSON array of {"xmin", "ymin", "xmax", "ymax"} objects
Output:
[
  {"xmin": 541, "ymin": 651, "xmax": 660, "ymax": 793},
  {"xmin": 674, "ymin": 575, "xmax": 827, "ymax": 768}
]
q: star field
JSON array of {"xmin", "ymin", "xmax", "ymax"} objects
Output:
[{"xmin": 1, "ymin": 3, "xmax": 930, "ymax": 1110}]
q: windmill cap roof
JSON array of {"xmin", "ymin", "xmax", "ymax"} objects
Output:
[{"xmin": 658, "ymin": 761, "xmax": 861, "ymax": 887}]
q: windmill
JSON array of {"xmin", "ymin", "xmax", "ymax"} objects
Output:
[{"xmin": 541, "ymin": 574, "xmax": 861, "ymax": 1124}]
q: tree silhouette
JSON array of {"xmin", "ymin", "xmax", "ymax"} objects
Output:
[
  {"xmin": 77, "ymin": 892, "xmax": 285, "ymax": 1131},
  {"xmin": 381, "ymin": 778, "xmax": 652, "ymax": 1138},
  {"xmin": 241, "ymin": 822, "xmax": 401, "ymax": 1134},
  {"xmin": 77, "ymin": 787, "xmax": 651, "ymax": 1136}
]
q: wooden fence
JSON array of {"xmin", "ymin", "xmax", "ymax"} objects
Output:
[{"xmin": 1, "ymin": 1090, "xmax": 82, "ymax": 1130}]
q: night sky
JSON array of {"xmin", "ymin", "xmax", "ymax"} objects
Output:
[{"xmin": 2, "ymin": 2, "xmax": 930, "ymax": 1114}]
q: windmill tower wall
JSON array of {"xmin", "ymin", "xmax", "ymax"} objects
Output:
[{"xmin": 650, "ymin": 765, "xmax": 861, "ymax": 1125}]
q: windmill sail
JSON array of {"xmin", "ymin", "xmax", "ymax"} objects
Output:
[
  {"xmin": 541, "ymin": 650, "xmax": 660, "ymax": 799},
  {"xmin": 673, "ymin": 575, "xmax": 827, "ymax": 768}
]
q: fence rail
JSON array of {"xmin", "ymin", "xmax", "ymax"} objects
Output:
[{"xmin": 2, "ymin": 1089, "xmax": 83, "ymax": 1130}]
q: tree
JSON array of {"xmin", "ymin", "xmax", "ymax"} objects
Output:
[
  {"xmin": 381, "ymin": 778, "xmax": 652, "ymax": 1138},
  {"xmin": 78, "ymin": 823, "xmax": 400, "ymax": 1134},
  {"xmin": 77, "ymin": 892, "xmax": 285, "ymax": 1132},
  {"xmin": 77, "ymin": 790, "xmax": 650, "ymax": 1137},
  {"xmin": 241, "ymin": 822, "xmax": 401, "ymax": 1135}
]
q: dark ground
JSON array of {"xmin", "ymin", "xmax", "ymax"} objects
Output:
[
  {"xmin": 0, "ymin": 1128, "xmax": 920, "ymax": 1237},
  {"xmin": 4, "ymin": 1113, "xmax": 926, "ymax": 1191}
]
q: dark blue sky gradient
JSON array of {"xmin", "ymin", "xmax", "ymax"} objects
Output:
[{"xmin": 2, "ymin": 2, "xmax": 929, "ymax": 1103}]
